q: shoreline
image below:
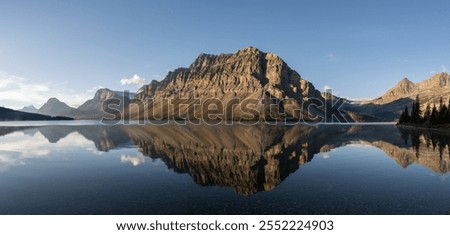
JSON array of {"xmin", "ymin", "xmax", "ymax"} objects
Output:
[
  {"xmin": 396, "ymin": 123, "xmax": 450, "ymax": 133},
  {"xmin": 0, "ymin": 119, "xmax": 399, "ymax": 127}
]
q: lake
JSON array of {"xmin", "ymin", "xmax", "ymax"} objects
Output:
[{"xmin": 0, "ymin": 122, "xmax": 449, "ymax": 214}]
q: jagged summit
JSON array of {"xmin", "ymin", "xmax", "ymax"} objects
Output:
[
  {"xmin": 89, "ymin": 88, "xmax": 116, "ymax": 103},
  {"xmin": 128, "ymin": 47, "xmax": 328, "ymax": 121},
  {"xmin": 418, "ymin": 72, "xmax": 450, "ymax": 90},
  {"xmin": 345, "ymin": 72, "xmax": 450, "ymax": 122},
  {"xmin": 381, "ymin": 77, "xmax": 416, "ymax": 101},
  {"xmin": 37, "ymin": 89, "xmax": 132, "ymax": 119},
  {"xmin": 95, "ymin": 87, "xmax": 114, "ymax": 96},
  {"xmin": 77, "ymin": 88, "xmax": 132, "ymax": 117},
  {"xmin": 236, "ymin": 46, "xmax": 265, "ymax": 54},
  {"xmin": 400, "ymin": 77, "xmax": 412, "ymax": 83},
  {"xmin": 136, "ymin": 80, "xmax": 161, "ymax": 100},
  {"xmin": 377, "ymin": 72, "xmax": 450, "ymax": 105},
  {"xmin": 18, "ymin": 105, "xmax": 38, "ymax": 113}
]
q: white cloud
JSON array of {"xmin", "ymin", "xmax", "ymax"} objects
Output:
[
  {"xmin": 326, "ymin": 53, "xmax": 337, "ymax": 62},
  {"xmin": 323, "ymin": 85, "xmax": 333, "ymax": 92},
  {"xmin": 0, "ymin": 70, "xmax": 96, "ymax": 109},
  {"xmin": 120, "ymin": 155, "xmax": 145, "ymax": 166},
  {"xmin": 441, "ymin": 65, "xmax": 448, "ymax": 73},
  {"xmin": 321, "ymin": 152, "xmax": 330, "ymax": 159},
  {"xmin": 0, "ymin": 131, "xmax": 100, "ymax": 172},
  {"xmin": 120, "ymin": 74, "xmax": 146, "ymax": 85},
  {"xmin": 322, "ymin": 85, "xmax": 340, "ymax": 97}
]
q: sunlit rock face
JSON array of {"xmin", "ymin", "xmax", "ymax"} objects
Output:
[
  {"xmin": 119, "ymin": 124, "xmax": 449, "ymax": 195},
  {"xmin": 346, "ymin": 73, "xmax": 450, "ymax": 121},
  {"xmin": 122, "ymin": 124, "xmax": 316, "ymax": 195},
  {"xmin": 128, "ymin": 47, "xmax": 326, "ymax": 121}
]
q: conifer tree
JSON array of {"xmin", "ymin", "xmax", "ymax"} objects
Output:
[
  {"xmin": 399, "ymin": 105, "xmax": 410, "ymax": 124},
  {"xmin": 424, "ymin": 103, "xmax": 431, "ymax": 124},
  {"xmin": 445, "ymin": 98, "xmax": 450, "ymax": 124},
  {"xmin": 439, "ymin": 98, "xmax": 448, "ymax": 125},
  {"xmin": 410, "ymin": 95, "xmax": 422, "ymax": 124},
  {"xmin": 430, "ymin": 104, "xmax": 438, "ymax": 125}
]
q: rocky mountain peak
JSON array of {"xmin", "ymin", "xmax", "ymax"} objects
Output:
[
  {"xmin": 400, "ymin": 77, "xmax": 413, "ymax": 84},
  {"xmin": 379, "ymin": 73, "xmax": 450, "ymax": 104},
  {"xmin": 77, "ymin": 88, "xmax": 131, "ymax": 116},
  {"xmin": 136, "ymin": 80, "xmax": 161, "ymax": 100},
  {"xmin": 128, "ymin": 47, "xmax": 327, "ymax": 121},
  {"xmin": 417, "ymin": 72, "xmax": 450, "ymax": 89},
  {"xmin": 19, "ymin": 105, "xmax": 38, "ymax": 113},
  {"xmin": 380, "ymin": 77, "xmax": 416, "ymax": 102},
  {"xmin": 236, "ymin": 46, "xmax": 263, "ymax": 54},
  {"xmin": 349, "ymin": 72, "xmax": 450, "ymax": 122},
  {"xmin": 94, "ymin": 88, "xmax": 115, "ymax": 100},
  {"xmin": 188, "ymin": 47, "xmax": 294, "ymax": 91}
]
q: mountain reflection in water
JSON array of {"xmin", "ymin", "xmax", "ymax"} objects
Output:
[{"xmin": 1, "ymin": 124, "xmax": 448, "ymax": 196}]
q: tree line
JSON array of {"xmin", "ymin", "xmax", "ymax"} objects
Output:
[
  {"xmin": 399, "ymin": 127, "xmax": 450, "ymax": 159},
  {"xmin": 398, "ymin": 95, "xmax": 450, "ymax": 126}
]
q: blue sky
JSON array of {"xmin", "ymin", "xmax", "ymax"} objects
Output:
[{"xmin": 1, "ymin": 0, "xmax": 449, "ymax": 109}]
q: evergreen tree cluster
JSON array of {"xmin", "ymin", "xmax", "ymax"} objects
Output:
[
  {"xmin": 398, "ymin": 127, "xmax": 450, "ymax": 159},
  {"xmin": 398, "ymin": 95, "xmax": 450, "ymax": 126}
]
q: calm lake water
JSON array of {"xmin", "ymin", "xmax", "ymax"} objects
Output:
[{"xmin": 0, "ymin": 122, "xmax": 449, "ymax": 214}]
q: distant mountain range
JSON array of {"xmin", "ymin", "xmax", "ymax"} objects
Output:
[
  {"xmin": 38, "ymin": 97, "xmax": 79, "ymax": 117},
  {"xmin": 344, "ymin": 72, "xmax": 450, "ymax": 121},
  {"xmin": 5, "ymin": 47, "xmax": 449, "ymax": 122},
  {"xmin": 18, "ymin": 105, "xmax": 39, "ymax": 113},
  {"xmin": 33, "ymin": 88, "xmax": 133, "ymax": 119},
  {"xmin": 377, "ymin": 73, "xmax": 450, "ymax": 105}
]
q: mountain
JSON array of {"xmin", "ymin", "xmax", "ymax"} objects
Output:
[
  {"xmin": 374, "ymin": 72, "xmax": 450, "ymax": 106},
  {"xmin": 123, "ymin": 124, "xmax": 310, "ymax": 195},
  {"xmin": 18, "ymin": 105, "xmax": 39, "ymax": 113},
  {"xmin": 38, "ymin": 89, "xmax": 133, "ymax": 119},
  {"xmin": 128, "ymin": 47, "xmax": 347, "ymax": 121},
  {"xmin": 38, "ymin": 97, "xmax": 79, "ymax": 117},
  {"xmin": 29, "ymin": 48, "xmax": 450, "ymax": 123},
  {"xmin": 2, "ymin": 123, "xmax": 448, "ymax": 195},
  {"xmin": 379, "ymin": 78, "xmax": 416, "ymax": 103},
  {"xmin": 77, "ymin": 88, "xmax": 132, "ymax": 118},
  {"xmin": 344, "ymin": 72, "xmax": 450, "ymax": 121},
  {"xmin": 135, "ymin": 80, "xmax": 161, "ymax": 101},
  {"xmin": 0, "ymin": 106, "xmax": 73, "ymax": 121}
]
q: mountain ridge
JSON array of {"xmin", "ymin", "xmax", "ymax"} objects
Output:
[
  {"xmin": 375, "ymin": 72, "xmax": 450, "ymax": 105},
  {"xmin": 37, "ymin": 89, "xmax": 132, "ymax": 119},
  {"xmin": 343, "ymin": 72, "xmax": 450, "ymax": 122},
  {"xmin": 126, "ymin": 47, "xmax": 340, "ymax": 121},
  {"xmin": 18, "ymin": 105, "xmax": 39, "ymax": 114},
  {"xmin": 10, "ymin": 47, "xmax": 449, "ymax": 123},
  {"xmin": 38, "ymin": 97, "xmax": 79, "ymax": 117}
]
